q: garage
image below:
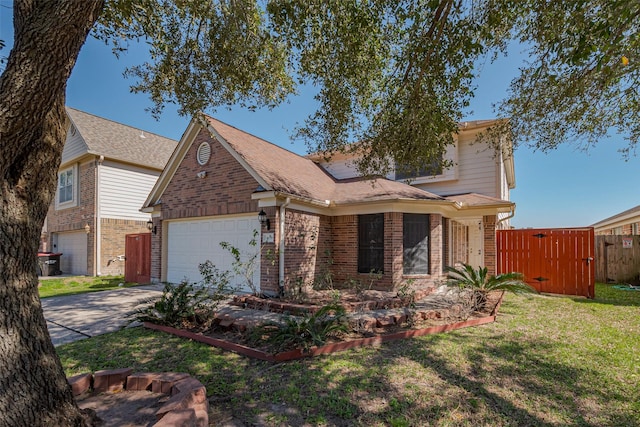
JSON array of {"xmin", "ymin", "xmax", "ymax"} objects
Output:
[
  {"xmin": 55, "ymin": 231, "xmax": 88, "ymax": 275},
  {"xmin": 166, "ymin": 215, "xmax": 261, "ymax": 292}
]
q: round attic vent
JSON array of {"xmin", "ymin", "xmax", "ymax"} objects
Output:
[{"xmin": 196, "ymin": 142, "xmax": 211, "ymax": 165}]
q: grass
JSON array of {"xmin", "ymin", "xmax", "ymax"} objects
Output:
[
  {"xmin": 57, "ymin": 283, "xmax": 640, "ymax": 426},
  {"xmin": 38, "ymin": 275, "xmax": 143, "ymax": 298}
]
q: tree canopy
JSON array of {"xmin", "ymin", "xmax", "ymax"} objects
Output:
[{"xmin": 89, "ymin": 0, "xmax": 639, "ymax": 176}]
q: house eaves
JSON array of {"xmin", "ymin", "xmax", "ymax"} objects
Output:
[{"xmin": 590, "ymin": 205, "xmax": 640, "ymax": 229}]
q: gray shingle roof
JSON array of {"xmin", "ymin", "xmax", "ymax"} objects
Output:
[{"xmin": 66, "ymin": 107, "xmax": 178, "ymax": 170}]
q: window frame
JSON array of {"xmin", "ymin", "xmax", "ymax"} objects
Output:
[
  {"xmin": 56, "ymin": 164, "xmax": 78, "ymax": 209},
  {"xmin": 358, "ymin": 213, "xmax": 384, "ymax": 274},
  {"xmin": 403, "ymin": 213, "xmax": 431, "ymax": 275},
  {"xmin": 394, "ymin": 143, "xmax": 458, "ymax": 183}
]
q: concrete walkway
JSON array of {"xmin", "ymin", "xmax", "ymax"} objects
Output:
[{"xmin": 41, "ymin": 284, "xmax": 163, "ymax": 346}]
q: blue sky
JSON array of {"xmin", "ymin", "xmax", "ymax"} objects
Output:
[{"xmin": 1, "ymin": 6, "xmax": 638, "ymax": 228}]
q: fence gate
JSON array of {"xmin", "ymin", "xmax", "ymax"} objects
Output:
[
  {"xmin": 497, "ymin": 228, "xmax": 595, "ymax": 298},
  {"xmin": 125, "ymin": 233, "xmax": 151, "ymax": 284}
]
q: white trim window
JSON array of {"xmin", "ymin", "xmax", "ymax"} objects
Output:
[
  {"xmin": 56, "ymin": 164, "xmax": 78, "ymax": 209},
  {"xmin": 394, "ymin": 143, "xmax": 458, "ymax": 184}
]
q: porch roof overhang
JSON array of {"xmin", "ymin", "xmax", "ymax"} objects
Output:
[{"xmin": 252, "ymin": 190, "xmax": 514, "ymax": 218}]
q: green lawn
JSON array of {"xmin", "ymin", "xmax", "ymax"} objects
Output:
[
  {"xmin": 58, "ymin": 283, "xmax": 640, "ymax": 426},
  {"xmin": 38, "ymin": 275, "xmax": 142, "ymax": 298}
]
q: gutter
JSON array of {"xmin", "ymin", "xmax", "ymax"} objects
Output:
[
  {"xmin": 95, "ymin": 155, "xmax": 104, "ymax": 275},
  {"xmin": 496, "ymin": 205, "xmax": 516, "ymax": 226},
  {"xmin": 278, "ymin": 197, "xmax": 291, "ymax": 294}
]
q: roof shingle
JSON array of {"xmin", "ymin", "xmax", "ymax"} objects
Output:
[
  {"xmin": 66, "ymin": 107, "xmax": 178, "ymax": 170},
  {"xmin": 205, "ymin": 116, "xmax": 443, "ymax": 205}
]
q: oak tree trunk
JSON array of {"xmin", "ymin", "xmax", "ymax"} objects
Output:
[{"xmin": 0, "ymin": 1, "xmax": 104, "ymax": 425}]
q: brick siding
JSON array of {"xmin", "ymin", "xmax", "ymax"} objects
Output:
[
  {"xmin": 45, "ymin": 160, "xmax": 96, "ymax": 274},
  {"xmin": 483, "ymin": 215, "xmax": 497, "ymax": 275}
]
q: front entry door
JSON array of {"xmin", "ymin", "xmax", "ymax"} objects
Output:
[{"xmin": 464, "ymin": 218, "xmax": 484, "ymax": 268}]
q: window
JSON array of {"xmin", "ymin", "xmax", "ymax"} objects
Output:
[
  {"xmin": 358, "ymin": 214, "xmax": 384, "ymax": 273},
  {"xmin": 395, "ymin": 153, "xmax": 443, "ymax": 180},
  {"xmin": 403, "ymin": 214, "xmax": 430, "ymax": 274},
  {"xmin": 57, "ymin": 165, "xmax": 76, "ymax": 208}
]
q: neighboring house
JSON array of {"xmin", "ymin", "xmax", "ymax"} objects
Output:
[
  {"xmin": 591, "ymin": 205, "xmax": 640, "ymax": 235},
  {"xmin": 40, "ymin": 107, "xmax": 178, "ymax": 276},
  {"xmin": 142, "ymin": 115, "xmax": 515, "ymax": 295}
]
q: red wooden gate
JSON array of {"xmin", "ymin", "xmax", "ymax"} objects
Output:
[
  {"xmin": 125, "ymin": 233, "xmax": 151, "ymax": 284},
  {"xmin": 497, "ymin": 228, "xmax": 595, "ymax": 298}
]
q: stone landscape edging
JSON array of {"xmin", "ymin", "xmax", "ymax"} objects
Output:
[
  {"xmin": 67, "ymin": 369, "xmax": 209, "ymax": 426},
  {"xmin": 144, "ymin": 290, "xmax": 504, "ymax": 362}
]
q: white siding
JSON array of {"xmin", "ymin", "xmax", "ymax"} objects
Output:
[
  {"xmin": 319, "ymin": 158, "xmax": 357, "ymax": 179},
  {"xmin": 413, "ymin": 132, "xmax": 498, "ymax": 197},
  {"xmin": 98, "ymin": 161, "xmax": 160, "ymax": 220},
  {"xmin": 60, "ymin": 127, "xmax": 88, "ymax": 165}
]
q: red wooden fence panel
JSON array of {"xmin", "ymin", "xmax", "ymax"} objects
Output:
[
  {"xmin": 125, "ymin": 233, "xmax": 151, "ymax": 284},
  {"xmin": 497, "ymin": 228, "xmax": 594, "ymax": 298}
]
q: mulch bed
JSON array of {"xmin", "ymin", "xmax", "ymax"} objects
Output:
[{"xmin": 144, "ymin": 289, "xmax": 505, "ymax": 362}]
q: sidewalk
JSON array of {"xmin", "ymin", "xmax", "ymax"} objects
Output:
[{"xmin": 41, "ymin": 284, "xmax": 163, "ymax": 346}]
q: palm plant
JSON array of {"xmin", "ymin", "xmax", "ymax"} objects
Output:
[{"xmin": 445, "ymin": 264, "xmax": 537, "ymax": 311}]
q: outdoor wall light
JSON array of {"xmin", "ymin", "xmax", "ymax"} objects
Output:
[
  {"xmin": 147, "ymin": 219, "xmax": 157, "ymax": 235},
  {"xmin": 258, "ymin": 209, "xmax": 270, "ymax": 231}
]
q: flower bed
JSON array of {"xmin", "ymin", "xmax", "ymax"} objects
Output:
[{"xmin": 144, "ymin": 291, "xmax": 505, "ymax": 361}]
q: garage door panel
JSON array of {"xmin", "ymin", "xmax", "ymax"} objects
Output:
[
  {"xmin": 167, "ymin": 216, "xmax": 260, "ymax": 292},
  {"xmin": 56, "ymin": 231, "xmax": 88, "ymax": 275}
]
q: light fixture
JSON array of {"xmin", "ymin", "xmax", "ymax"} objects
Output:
[
  {"xmin": 258, "ymin": 209, "xmax": 270, "ymax": 231},
  {"xmin": 146, "ymin": 219, "xmax": 157, "ymax": 235},
  {"xmin": 84, "ymin": 223, "xmax": 90, "ymax": 234}
]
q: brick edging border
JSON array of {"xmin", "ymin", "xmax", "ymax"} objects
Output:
[
  {"xmin": 67, "ymin": 370, "xmax": 208, "ymax": 426},
  {"xmin": 144, "ymin": 291, "xmax": 505, "ymax": 362}
]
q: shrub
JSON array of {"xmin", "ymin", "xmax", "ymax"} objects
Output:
[
  {"xmin": 253, "ymin": 303, "xmax": 348, "ymax": 352},
  {"xmin": 445, "ymin": 263, "xmax": 537, "ymax": 311},
  {"xmin": 134, "ymin": 261, "xmax": 237, "ymax": 328}
]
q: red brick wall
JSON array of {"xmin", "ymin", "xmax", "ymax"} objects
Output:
[
  {"xmin": 45, "ymin": 160, "xmax": 96, "ymax": 274},
  {"xmin": 258, "ymin": 206, "xmax": 278, "ymax": 295},
  {"xmin": 160, "ymin": 128, "xmax": 261, "ymax": 220},
  {"xmin": 483, "ymin": 215, "xmax": 497, "ymax": 275}
]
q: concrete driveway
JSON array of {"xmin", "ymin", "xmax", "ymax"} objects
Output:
[{"xmin": 41, "ymin": 284, "xmax": 163, "ymax": 346}]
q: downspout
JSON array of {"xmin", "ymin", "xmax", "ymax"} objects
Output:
[
  {"xmin": 278, "ymin": 197, "xmax": 291, "ymax": 294},
  {"xmin": 95, "ymin": 155, "xmax": 104, "ymax": 275},
  {"xmin": 496, "ymin": 206, "xmax": 515, "ymax": 227}
]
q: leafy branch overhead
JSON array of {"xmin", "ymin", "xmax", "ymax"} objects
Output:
[{"xmin": 96, "ymin": 0, "xmax": 640, "ymax": 176}]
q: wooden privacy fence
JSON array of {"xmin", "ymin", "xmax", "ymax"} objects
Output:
[
  {"xmin": 595, "ymin": 235, "xmax": 640, "ymax": 284},
  {"xmin": 497, "ymin": 228, "xmax": 595, "ymax": 298}
]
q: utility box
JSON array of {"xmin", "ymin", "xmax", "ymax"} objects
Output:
[{"xmin": 37, "ymin": 252, "xmax": 63, "ymax": 276}]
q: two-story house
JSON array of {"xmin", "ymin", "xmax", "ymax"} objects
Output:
[
  {"xmin": 142, "ymin": 115, "xmax": 515, "ymax": 295},
  {"xmin": 41, "ymin": 108, "xmax": 178, "ymax": 276}
]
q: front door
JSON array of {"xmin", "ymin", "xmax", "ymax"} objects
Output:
[{"xmin": 467, "ymin": 219, "xmax": 484, "ymax": 268}]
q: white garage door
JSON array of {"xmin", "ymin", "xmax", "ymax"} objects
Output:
[
  {"xmin": 166, "ymin": 215, "xmax": 261, "ymax": 292},
  {"xmin": 56, "ymin": 231, "xmax": 88, "ymax": 275}
]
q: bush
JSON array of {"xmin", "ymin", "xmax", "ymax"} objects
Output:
[
  {"xmin": 252, "ymin": 303, "xmax": 348, "ymax": 352},
  {"xmin": 134, "ymin": 261, "xmax": 238, "ymax": 327},
  {"xmin": 445, "ymin": 263, "xmax": 537, "ymax": 311}
]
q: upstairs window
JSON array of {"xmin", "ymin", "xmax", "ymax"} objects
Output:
[
  {"xmin": 403, "ymin": 214, "xmax": 430, "ymax": 274},
  {"xmin": 395, "ymin": 153, "xmax": 443, "ymax": 180},
  {"xmin": 57, "ymin": 165, "xmax": 77, "ymax": 208},
  {"xmin": 358, "ymin": 214, "xmax": 384, "ymax": 273}
]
